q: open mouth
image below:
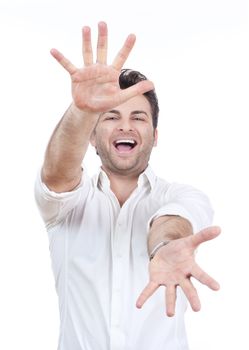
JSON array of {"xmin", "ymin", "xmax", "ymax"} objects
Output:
[{"xmin": 113, "ymin": 139, "xmax": 138, "ymax": 153}]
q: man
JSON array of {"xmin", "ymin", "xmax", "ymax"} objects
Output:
[{"xmin": 35, "ymin": 22, "xmax": 220, "ymax": 350}]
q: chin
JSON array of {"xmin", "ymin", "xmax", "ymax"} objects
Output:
[{"xmin": 109, "ymin": 159, "xmax": 147, "ymax": 175}]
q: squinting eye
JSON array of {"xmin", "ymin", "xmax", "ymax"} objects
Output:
[
  {"xmin": 104, "ymin": 115, "xmax": 118, "ymax": 120},
  {"xmin": 134, "ymin": 116, "xmax": 145, "ymax": 121}
]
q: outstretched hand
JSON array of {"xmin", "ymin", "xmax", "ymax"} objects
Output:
[
  {"xmin": 136, "ymin": 226, "xmax": 221, "ymax": 317},
  {"xmin": 50, "ymin": 22, "xmax": 154, "ymax": 113}
]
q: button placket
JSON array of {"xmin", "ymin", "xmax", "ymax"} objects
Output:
[
  {"xmin": 109, "ymin": 186, "xmax": 146, "ymax": 350},
  {"xmin": 110, "ymin": 210, "xmax": 128, "ymax": 349}
]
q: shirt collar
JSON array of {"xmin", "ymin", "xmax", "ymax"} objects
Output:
[
  {"xmin": 95, "ymin": 165, "xmax": 156, "ymax": 191},
  {"xmin": 140, "ymin": 165, "xmax": 156, "ymax": 189}
]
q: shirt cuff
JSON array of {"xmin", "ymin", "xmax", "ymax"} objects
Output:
[
  {"xmin": 37, "ymin": 168, "xmax": 85, "ymax": 200},
  {"xmin": 147, "ymin": 203, "xmax": 199, "ymax": 235}
]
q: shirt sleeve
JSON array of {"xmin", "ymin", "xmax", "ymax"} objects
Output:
[
  {"xmin": 148, "ymin": 183, "xmax": 214, "ymax": 234},
  {"xmin": 34, "ymin": 169, "xmax": 90, "ymax": 229}
]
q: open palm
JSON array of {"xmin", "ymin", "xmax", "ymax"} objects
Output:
[
  {"xmin": 50, "ymin": 22, "xmax": 154, "ymax": 113},
  {"xmin": 136, "ymin": 226, "xmax": 221, "ymax": 316}
]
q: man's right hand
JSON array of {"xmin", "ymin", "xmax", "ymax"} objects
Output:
[
  {"xmin": 50, "ymin": 21, "xmax": 154, "ymax": 114},
  {"xmin": 42, "ymin": 22, "xmax": 154, "ymax": 193}
]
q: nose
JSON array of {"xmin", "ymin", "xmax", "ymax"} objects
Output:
[{"xmin": 116, "ymin": 119, "xmax": 134, "ymax": 132}]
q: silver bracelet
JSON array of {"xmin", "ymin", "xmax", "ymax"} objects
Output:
[{"xmin": 149, "ymin": 240, "xmax": 171, "ymax": 261}]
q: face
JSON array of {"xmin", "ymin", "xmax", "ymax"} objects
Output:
[{"xmin": 90, "ymin": 95, "xmax": 158, "ymax": 177}]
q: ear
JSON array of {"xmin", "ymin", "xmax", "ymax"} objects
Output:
[{"xmin": 153, "ymin": 128, "xmax": 158, "ymax": 147}]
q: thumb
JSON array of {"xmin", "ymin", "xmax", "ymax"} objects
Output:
[
  {"xmin": 191, "ymin": 226, "xmax": 221, "ymax": 247},
  {"xmin": 118, "ymin": 80, "xmax": 154, "ymax": 105}
]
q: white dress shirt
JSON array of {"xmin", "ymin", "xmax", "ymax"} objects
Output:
[{"xmin": 34, "ymin": 165, "xmax": 213, "ymax": 350}]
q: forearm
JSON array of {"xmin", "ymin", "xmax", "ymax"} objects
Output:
[
  {"xmin": 148, "ymin": 215, "xmax": 193, "ymax": 255},
  {"xmin": 42, "ymin": 103, "xmax": 99, "ymax": 192}
]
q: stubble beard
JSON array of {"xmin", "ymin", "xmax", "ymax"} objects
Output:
[{"xmin": 96, "ymin": 140, "xmax": 155, "ymax": 176}]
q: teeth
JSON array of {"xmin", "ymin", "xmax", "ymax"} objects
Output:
[{"xmin": 115, "ymin": 139, "xmax": 136, "ymax": 145}]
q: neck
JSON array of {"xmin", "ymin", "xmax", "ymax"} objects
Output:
[{"xmin": 102, "ymin": 167, "xmax": 143, "ymax": 206}]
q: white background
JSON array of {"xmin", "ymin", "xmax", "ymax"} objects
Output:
[{"xmin": 0, "ymin": 0, "xmax": 248, "ymax": 349}]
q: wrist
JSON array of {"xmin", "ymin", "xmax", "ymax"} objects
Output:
[
  {"xmin": 148, "ymin": 215, "xmax": 193, "ymax": 253},
  {"xmin": 69, "ymin": 103, "xmax": 99, "ymax": 121},
  {"xmin": 149, "ymin": 240, "xmax": 171, "ymax": 261}
]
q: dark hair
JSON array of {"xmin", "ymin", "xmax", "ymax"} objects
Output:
[{"xmin": 119, "ymin": 69, "xmax": 159, "ymax": 129}]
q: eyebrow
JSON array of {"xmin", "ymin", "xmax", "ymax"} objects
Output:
[
  {"xmin": 105, "ymin": 110, "xmax": 120, "ymax": 115},
  {"xmin": 103, "ymin": 110, "xmax": 149, "ymax": 117},
  {"xmin": 131, "ymin": 110, "xmax": 149, "ymax": 117}
]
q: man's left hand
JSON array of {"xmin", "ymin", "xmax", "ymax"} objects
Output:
[{"xmin": 136, "ymin": 226, "xmax": 221, "ymax": 316}]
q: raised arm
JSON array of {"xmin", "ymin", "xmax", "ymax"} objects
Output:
[{"xmin": 42, "ymin": 22, "xmax": 154, "ymax": 192}]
